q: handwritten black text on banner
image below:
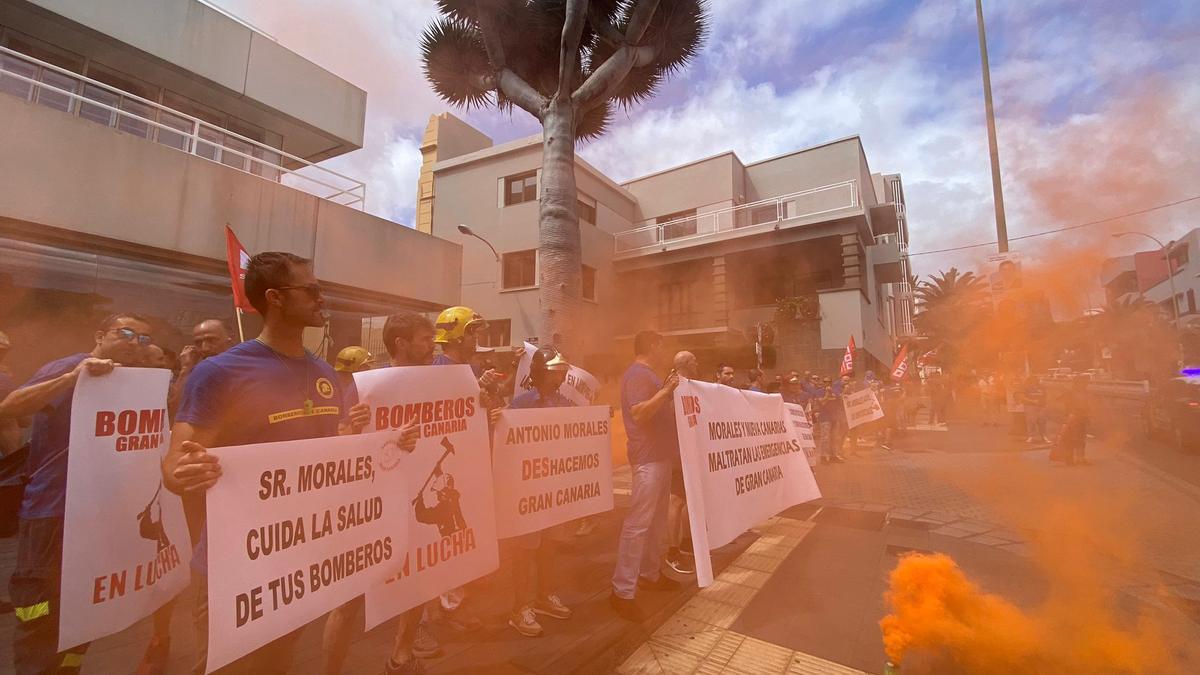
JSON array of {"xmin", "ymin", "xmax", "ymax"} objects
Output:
[
  {"xmin": 203, "ymin": 432, "xmax": 409, "ymax": 672},
  {"xmin": 492, "ymin": 406, "xmax": 613, "ymax": 538},
  {"xmin": 675, "ymin": 381, "xmax": 821, "ymax": 586},
  {"xmin": 842, "ymin": 388, "xmax": 884, "ymax": 429},
  {"xmin": 783, "ymin": 403, "xmax": 819, "ymax": 468}
]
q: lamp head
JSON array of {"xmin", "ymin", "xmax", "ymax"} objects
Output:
[{"xmin": 457, "ymin": 224, "xmax": 473, "ymax": 236}]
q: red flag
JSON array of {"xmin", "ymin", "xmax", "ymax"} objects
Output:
[
  {"xmin": 224, "ymin": 225, "xmax": 255, "ymax": 313},
  {"xmin": 890, "ymin": 344, "xmax": 909, "ymax": 381},
  {"xmin": 840, "ymin": 336, "xmax": 856, "ymax": 376}
]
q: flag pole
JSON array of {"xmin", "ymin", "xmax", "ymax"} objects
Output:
[{"xmin": 235, "ymin": 307, "xmax": 246, "ymax": 342}]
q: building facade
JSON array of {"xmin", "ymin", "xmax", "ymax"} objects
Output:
[
  {"xmin": 423, "ymin": 113, "xmax": 914, "ymax": 378},
  {"xmin": 1101, "ymin": 228, "xmax": 1200, "ymax": 326},
  {"xmin": 0, "ymin": 0, "xmax": 462, "ymax": 382}
]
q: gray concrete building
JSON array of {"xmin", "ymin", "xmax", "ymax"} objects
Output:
[
  {"xmin": 424, "ymin": 114, "xmax": 915, "ymax": 378},
  {"xmin": 0, "ymin": 0, "xmax": 461, "ymax": 380}
]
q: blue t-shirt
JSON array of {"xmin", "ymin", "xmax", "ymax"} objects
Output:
[
  {"xmin": 620, "ymin": 362, "xmax": 678, "ymax": 465},
  {"xmin": 17, "ymin": 353, "xmax": 89, "ymax": 519},
  {"xmin": 433, "ymin": 353, "xmax": 484, "ymax": 378},
  {"xmin": 0, "ymin": 370, "xmax": 15, "ymax": 401},
  {"xmin": 510, "ymin": 389, "xmax": 575, "ymax": 409},
  {"xmin": 177, "ymin": 340, "xmax": 355, "ymax": 572}
]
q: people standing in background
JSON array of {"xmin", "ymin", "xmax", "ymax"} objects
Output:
[
  {"xmin": 1054, "ymin": 376, "xmax": 1091, "ymax": 466},
  {"xmin": 747, "ymin": 369, "xmax": 764, "ymax": 392},
  {"xmin": 716, "ymin": 364, "xmax": 736, "ymax": 387},
  {"xmin": 928, "ymin": 371, "xmax": 951, "ymax": 427},
  {"xmin": 334, "ymin": 345, "xmax": 372, "ymax": 391},
  {"xmin": 1017, "ymin": 375, "xmax": 1048, "ymax": 444},
  {"xmin": 167, "ymin": 319, "xmax": 236, "ymax": 419}
]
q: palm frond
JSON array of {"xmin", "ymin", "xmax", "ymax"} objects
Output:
[
  {"xmin": 421, "ymin": 18, "xmax": 494, "ymax": 109},
  {"xmin": 575, "ymin": 98, "xmax": 613, "ymax": 140}
]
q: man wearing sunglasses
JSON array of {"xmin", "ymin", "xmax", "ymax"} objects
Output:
[
  {"xmin": 0, "ymin": 312, "xmax": 152, "ymax": 674},
  {"xmin": 163, "ymin": 252, "xmax": 413, "ymax": 674}
]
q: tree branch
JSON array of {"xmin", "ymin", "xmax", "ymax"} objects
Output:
[
  {"xmin": 571, "ymin": 0, "xmax": 661, "ymax": 109},
  {"xmin": 588, "ymin": 5, "xmax": 624, "ymax": 46},
  {"xmin": 557, "ymin": 0, "xmax": 589, "ymax": 101},
  {"xmin": 476, "ymin": 0, "xmax": 547, "ymax": 118}
]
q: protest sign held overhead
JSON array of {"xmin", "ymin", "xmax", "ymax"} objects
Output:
[
  {"xmin": 204, "ymin": 431, "xmax": 410, "ymax": 672},
  {"xmin": 59, "ymin": 368, "xmax": 191, "ymax": 651},
  {"xmin": 514, "ymin": 341, "xmax": 601, "ymax": 406},
  {"xmin": 675, "ymin": 381, "xmax": 821, "ymax": 586},
  {"xmin": 784, "ymin": 403, "xmax": 819, "ymax": 468},
  {"xmin": 355, "ymin": 364, "xmax": 499, "ymax": 630},
  {"xmin": 843, "ymin": 388, "xmax": 885, "ymax": 429},
  {"xmin": 492, "ymin": 406, "xmax": 614, "ymax": 538}
]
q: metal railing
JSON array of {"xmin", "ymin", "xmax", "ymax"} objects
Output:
[
  {"xmin": 614, "ymin": 179, "xmax": 860, "ymax": 254},
  {"xmin": 0, "ymin": 45, "xmax": 366, "ymax": 209}
]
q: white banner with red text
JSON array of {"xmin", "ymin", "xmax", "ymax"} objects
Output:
[
  {"xmin": 783, "ymin": 403, "xmax": 819, "ymax": 468},
  {"xmin": 59, "ymin": 368, "xmax": 191, "ymax": 651},
  {"xmin": 492, "ymin": 406, "xmax": 613, "ymax": 538},
  {"xmin": 842, "ymin": 388, "xmax": 885, "ymax": 429},
  {"xmin": 204, "ymin": 432, "xmax": 410, "ymax": 672},
  {"xmin": 674, "ymin": 381, "xmax": 821, "ymax": 586},
  {"xmin": 355, "ymin": 364, "xmax": 499, "ymax": 630}
]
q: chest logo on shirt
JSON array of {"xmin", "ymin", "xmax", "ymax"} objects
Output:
[{"xmin": 315, "ymin": 378, "xmax": 335, "ymax": 399}]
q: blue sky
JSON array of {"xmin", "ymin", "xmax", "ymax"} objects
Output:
[{"xmin": 215, "ymin": 0, "xmax": 1199, "ymax": 287}]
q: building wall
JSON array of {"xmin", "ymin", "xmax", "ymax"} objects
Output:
[
  {"xmin": 415, "ymin": 113, "xmax": 493, "ymax": 234},
  {"xmin": 0, "ymin": 91, "xmax": 460, "ymax": 306},
  {"xmin": 743, "ymin": 137, "xmax": 864, "ymax": 203},
  {"xmin": 4, "ymin": 0, "xmax": 365, "ymax": 160},
  {"xmin": 623, "ymin": 153, "xmax": 743, "ymax": 224}
]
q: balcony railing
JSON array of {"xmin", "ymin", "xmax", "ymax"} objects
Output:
[
  {"xmin": 0, "ymin": 45, "xmax": 366, "ymax": 209},
  {"xmin": 614, "ymin": 179, "xmax": 859, "ymax": 255}
]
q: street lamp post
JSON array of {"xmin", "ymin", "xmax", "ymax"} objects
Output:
[
  {"xmin": 975, "ymin": 0, "xmax": 1009, "ymax": 254},
  {"xmin": 1113, "ymin": 231, "xmax": 1182, "ymax": 364},
  {"xmin": 457, "ymin": 223, "xmax": 500, "ymax": 262}
]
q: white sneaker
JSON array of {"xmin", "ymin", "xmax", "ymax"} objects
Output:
[
  {"xmin": 508, "ymin": 607, "xmax": 543, "ymax": 637},
  {"xmin": 1025, "ymin": 437, "xmax": 1035, "ymax": 443},
  {"xmin": 532, "ymin": 594, "xmax": 572, "ymax": 620}
]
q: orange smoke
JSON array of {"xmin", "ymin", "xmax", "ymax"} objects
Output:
[{"xmin": 881, "ymin": 552, "xmax": 1174, "ymax": 674}]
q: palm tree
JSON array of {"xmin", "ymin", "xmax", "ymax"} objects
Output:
[
  {"xmin": 914, "ymin": 268, "xmax": 988, "ymax": 310},
  {"xmin": 912, "ymin": 268, "xmax": 989, "ymax": 370},
  {"xmin": 421, "ymin": 0, "xmax": 708, "ymax": 345}
]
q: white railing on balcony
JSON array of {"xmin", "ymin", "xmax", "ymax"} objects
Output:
[
  {"xmin": 0, "ymin": 45, "xmax": 366, "ymax": 209},
  {"xmin": 614, "ymin": 179, "xmax": 859, "ymax": 254}
]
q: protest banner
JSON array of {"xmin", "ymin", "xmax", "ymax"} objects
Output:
[
  {"xmin": 675, "ymin": 381, "xmax": 821, "ymax": 586},
  {"xmin": 355, "ymin": 365, "xmax": 499, "ymax": 630},
  {"xmin": 492, "ymin": 406, "xmax": 613, "ymax": 538},
  {"xmin": 843, "ymin": 388, "xmax": 885, "ymax": 429},
  {"xmin": 204, "ymin": 431, "xmax": 409, "ymax": 671},
  {"xmin": 514, "ymin": 341, "xmax": 601, "ymax": 405},
  {"xmin": 783, "ymin": 403, "xmax": 819, "ymax": 468},
  {"xmin": 59, "ymin": 368, "xmax": 191, "ymax": 651}
]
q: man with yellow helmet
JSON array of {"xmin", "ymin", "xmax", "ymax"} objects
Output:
[
  {"xmin": 334, "ymin": 346, "xmax": 371, "ymax": 393},
  {"xmin": 432, "ymin": 306, "xmax": 505, "ymax": 404}
]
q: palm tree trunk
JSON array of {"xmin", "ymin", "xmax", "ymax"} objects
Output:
[{"xmin": 537, "ymin": 99, "xmax": 582, "ymax": 349}]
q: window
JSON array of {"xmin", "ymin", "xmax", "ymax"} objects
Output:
[
  {"xmin": 1169, "ymin": 244, "xmax": 1189, "ymax": 271},
  {"xmin": 0, "ymin": 30, "xmax": 84, "ymax": 112},
  {"xmin": 658, "ymin": 209, "xmax": 697, "ymax": 240},
  {"xmin": 576, "ymin": 199, "xmax": 596, "ymax": 225},
  {"xmin": 79, "ymin": 63, "xmax": 159, "ymax": 139},
  {"xmin": 749, "ymin": 203, "xmax": 779, "ymax": 227},
  {"xmin": 1188, "ymin": 289, "xmax": 1196, "ymax": 315},
  {"xmin": 505, "ymin": 171, "xmax": 538, "ymax": 205},
  {"xmin": 502, "ymin": 250, "xmax": 538, "ymax": 289},
  {"xmin": 582, "ymin": 265, "xmax": 596, "ymax": 301},
  {"xmin": 658, "ymin": 281, "xmax": 697, "ymax": 329},
  {"xmin": 477, "ymin": 319, "xmax": 511, "ymax": 348}
]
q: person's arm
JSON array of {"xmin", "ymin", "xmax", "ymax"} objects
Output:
[
  {"xmin": 162, "ymin": 422, "xmax": 222, "ymax": 495},
  {"xmin": 629, "ymin": 372, "xmax": 679, "ymax": 426},
  {"xmin": 0, "ymin": 357, "xmax": 114, "ymax": 419}
]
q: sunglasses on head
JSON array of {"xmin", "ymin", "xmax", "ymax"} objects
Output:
[
  {"xmin": 273, "ymin": 283, "xmax": 324, "ymax": 299},
  {"xmin": 110, "ymin": 327, "xmax": 153, "ymax": 346}
]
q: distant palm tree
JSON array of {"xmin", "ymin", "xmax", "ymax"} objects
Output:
[
  {"xmin": 914, "ymin": 268, "xmax": 987, "ymax": 309},
  {"xmin": 912, "ymin": 268, "xmax": 989, "ymax": 369},
  {"xmin": 421, "ymin": 0, "xmax": 708, "ymax": 345}
]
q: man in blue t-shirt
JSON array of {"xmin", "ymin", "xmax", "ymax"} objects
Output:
[
  {"xmin": 163, "ymin": 252, "xmax": 411, "ymax": 674},
  {"xmin": 0, "ymin": 312, "xmax": 153, "ymax": 674},
  {"xmin": 0, "ymin": 330, "xmax": 19, "ymax": 456},
  {"xmin": 610, "ymin": 331, "xmax": 681, "ymax": 621}
]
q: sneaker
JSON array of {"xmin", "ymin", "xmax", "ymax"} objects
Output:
[
  {"xmin": 384, "ymin": 656, "xmax": 427, "ymax": 674},
  {"xmin": 442, "ymin": 606, "xmax": 483, "ymax": 633},
  {"xmin": 135, "ymin": 636, "xmax": 170, "ymax": 675},
  {"xmin": 1037, "ymin": 437, "xmax": 1050, "ymax": 444},
  {"xmin": 411, "ymin": 621, "xmax": 442, "ymax": 658},
  {"xmin": 532, "ymin": 594, "xmax": 572, "ymax": 620},
  {"xmin": 1025, "ymin": 437, "xmax": 1035, "ymax": 443},
  {"xmin": 508, "ymin": 607, "xmax": 543, "ymax": 637},
  {"xmin": 832, "ymin": 455, "xmax": 847, "ymax": 463},
  {"xmin": 638, "ymin": 574, "xmax": 682, "ymax": 591},
  {"xmin": 609, "ymin": 593, "xmax": 644, "ymax": 622},
  {"xmin": 665, "ymin": 553, "xmax": 695, "ymax": 575},
  {"xmin": 680, "ymin": 538, "xmax": 694, "ymax": 556},
  {"xmin": 574, "ymin": 518, "xmax": 596, "ymax": 537}
]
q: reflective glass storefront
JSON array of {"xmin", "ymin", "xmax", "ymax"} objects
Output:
[{"xmin": 0, "ymin": 233, "xmax": 418, "ymax": 384}]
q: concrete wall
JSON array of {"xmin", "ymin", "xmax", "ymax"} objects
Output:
[
  {"xmin": 743, "ymin": 137, "xmax": 864, "ymax": 202},
  {"xmin": 622, "ymin": 153, "xmax": 742, "ymax": 223},
  {"xmin": 11, "ymin": 0, "xmax": 365, "ymax": 159},
  {"xmin": 0, "ymin": 91, "xmax": 459, "ymax": 306}
]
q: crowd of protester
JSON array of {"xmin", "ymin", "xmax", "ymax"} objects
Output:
[{"xmin": 0, "ymin": 249, "xmax": 1091, "ymax": 674}]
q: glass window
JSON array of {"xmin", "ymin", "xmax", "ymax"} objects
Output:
[
  {"xmin": 0, "ymin": 53, "xmax": 37, "ymax": 100},
  {"xmin": 35, "ymin": 68, "xmax": 78, "ymax": 112},
  {"xmin": 582, "ymin": 265, "xmax": 596, "ymax": 301},
  {"xmin": 504, "ymin": 172, "xmax": 538, "ymax": 206},
  {"xmin": 502, "ymin": 250, "xmax": 538, "ymax": 289},
  {"xmin": 156, "ymin": 108, "xmax": 193, "ymax": 151},
  {"xmin": 477, "ymin": 319, "xmax": 511, "ymax": 348},
  {"xmin": 2, "ymin": 31, "xmax": 83, "ymax": 112},
  {"xmin": 658, "ymin": 209, "xmax": 697, "ymax": 240},
  {"xmin": 576, "ymin": 198, "xmax": 596, "ymax": 225},
  {"xmin": 221, "ymin": 134, "xmax": 252, "ymax": 171},
  {"xmin": 658, "ymin": 281, "xmax": 696, "ymax": 329},
  {"xmin": 78, "ymin": 82, "xmax": 119, "ymax": 126}
]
